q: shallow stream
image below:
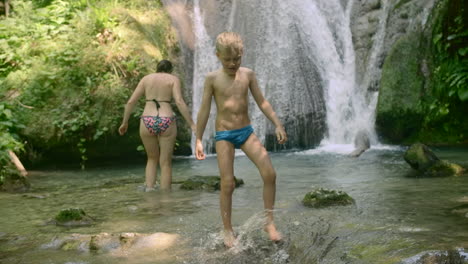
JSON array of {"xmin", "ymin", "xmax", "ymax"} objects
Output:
[{"xmin": 1, "ymin": 145, "xmax": 467, "ymax": 263}]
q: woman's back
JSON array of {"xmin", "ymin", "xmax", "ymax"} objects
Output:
[{"xmin": 141, "ymin": 73, "xmax": 177, "ymax": 117}]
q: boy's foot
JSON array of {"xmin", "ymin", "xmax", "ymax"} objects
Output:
[
  {"xmin": 264, "ymin": 223, "xmax": 282, "ymax": 242},
  {"xmin": 223, "ymin": 230, "xmax": 236, "ymax": 248}
]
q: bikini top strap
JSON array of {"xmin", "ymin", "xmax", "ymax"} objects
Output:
[
  {"xmin": 146, "ymin": 99, "xmax": 161, "ymax": 109},
  {"xmin": 145, "ymin": 99, "xmax": 171, "ymax": 117},
  {"xmin": 145, "ymin": 99, "xmax": 171, "ymax": 109}
]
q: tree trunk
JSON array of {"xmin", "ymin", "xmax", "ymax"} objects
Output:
[{"xmin": 4, "ymin": 0, "xmax": 9, "ymax": 17}]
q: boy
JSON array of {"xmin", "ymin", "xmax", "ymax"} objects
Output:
[{"xmin": 195, "ymin": 32, "xmax": 287, "ymax": 247}]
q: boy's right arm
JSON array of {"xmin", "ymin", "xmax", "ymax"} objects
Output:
[{"xmin": 195, "ymin": 74, "xmax": 214, "ymax": 160}]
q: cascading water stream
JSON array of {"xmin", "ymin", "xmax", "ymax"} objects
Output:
[
  {"xmin": 190, "ymin": 0, "xmax": 386, "ymax": 153},
  {"xmin": 191, "ymin": 0, "xmax": 219, "ymax": 153}
]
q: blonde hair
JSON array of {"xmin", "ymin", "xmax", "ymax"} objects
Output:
[{"xmin": 215, "ymin": 32, "xmax": 243, "ymax": 54}]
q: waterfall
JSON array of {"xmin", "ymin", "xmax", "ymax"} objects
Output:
[
  {"xmin": 188, "ymin": 0, "xmax": 382, "ymax": 152},
  {"xmin": 191, "ymin": 0, "xmax": 219, "ymax": 153}
]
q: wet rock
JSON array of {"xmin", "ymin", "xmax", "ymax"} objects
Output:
[
  {"xmin": 349, "ymin": 130, "xmax": 371, "ymax": 157},
  {"xmin": 411, "ymin": 249, "xmax": 468, "ymax": 264},
  {"xmin": 404, "ymin": 143, "xmax": 440, "ymax": 171},
  {"xmin": 180, "ymin": 175, "xmax": 244, "ymax": 191},
  {"xmin": 50, "ymin": 208, "xmax": 94, "ymax": 227},
  {"xmin": 404, "ymin": 143, "xmax": 465, "ymax": 177},
  {"xmin": 425, "ymin": 160, "xmax": 464, "ymax": 177},
  {"xmin": 42, "ymin": 232, "xmax": 180, "ymax": 254},
  {"xmin": 302, "ymin": 188, "xmax": 354, "ymax": 208}
]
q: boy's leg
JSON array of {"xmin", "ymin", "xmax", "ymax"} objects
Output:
[
  {"xmin": 139, "ymin": 121, "xmax": 160, "ymax": 189},
  {"xmin": 215, "ymin": 140, "xmax": 236, "ymax": 247},
  {"xmin": 240, "ymin": 133, "xmax": 281, "ymax": 241},
  {"xmin": 158, "ymin": 123, "xmax": 177, "ymax": 190}
]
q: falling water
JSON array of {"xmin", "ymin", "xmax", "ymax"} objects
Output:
[
  {"xmin": 191, "ymin": 0, "xmax": 219, "ymax": 153},
  {"xmin": 189, "ymin": 0, "xmax": 387, "ymax": 152}
]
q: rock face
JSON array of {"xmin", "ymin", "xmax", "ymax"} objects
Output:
[
  {"xmin": 302, "ymin": 188, "xmax": 354, "ymax": 208},
  {"xmin": 404, "ymin": 143, "xmax": 465, "ymax": 177},
  {"xmin": 180, "ymin": 175, "xmax": 244, "ymax": 191}
]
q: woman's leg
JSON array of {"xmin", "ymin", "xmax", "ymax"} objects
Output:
[
  {"xmin": 158, "ymin": 121, "xmax": 177, "ymax": 190},
  {"xmin": 140, "ymin": 120, "xmax": 160, "ymax": 189}
]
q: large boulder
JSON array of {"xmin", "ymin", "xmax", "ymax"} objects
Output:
[
  {"xmin": 302, "ymin": 188, "xmax": 354, "ymax": 208},
  {"xmin": 180, "ymin": 175, "xmax": 244, "ymax": 191},
  {"xmin": 404, "ymin": 143, "xmax": 440, "ymax": 171}
]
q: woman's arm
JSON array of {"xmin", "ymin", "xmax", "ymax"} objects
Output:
[
  {"xmin": 248, "ymin": 70, "xmax": 287, "ymax": 144},
  {"xmin": 119, "ymin": 78, "xmax": 145, "ymax": 135},
  {"xmin": 172, "ymin": 77, "xmax": 196, "ymax": 132}
]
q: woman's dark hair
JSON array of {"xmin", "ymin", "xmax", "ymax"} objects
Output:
[{"xmin": 156, "ymin": 59, "xmax": 173, "ymax": 73}]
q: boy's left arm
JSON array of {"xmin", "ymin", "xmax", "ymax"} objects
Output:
[{"xmin": 248, "ymin": 71, "xmax": 287, "ymax": 144}]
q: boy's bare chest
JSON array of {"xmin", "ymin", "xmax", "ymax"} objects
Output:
[{"xmin": 213, "ymin": 77, "xmax": 249, "ymax": 98}]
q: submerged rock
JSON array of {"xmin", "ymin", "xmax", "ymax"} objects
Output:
[
  {"xmin": 180, "ymin": 175, "xmax": 244, "ymax": 191},
  {"xmin": 404, "ymin": 143, "xmax": 465, "ymax": 177},
  {"xmin": 425, "ymin": 160, "xmax": 464, "ymax": 177},
  {"xmin": 42, "ymin": 232, "xmax": 180, "ymax": 254},
  {"xmin": 302, "ymin": 188, "xmax": 354, "ymax": 208},
  {"xmin": 51, "ymin": 208, "xmax": 94, "ymax": 227}
]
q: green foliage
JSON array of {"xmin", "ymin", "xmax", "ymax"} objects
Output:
[
  {"xmin": 0, "ymin": 102, "xmax": 24, "ymax": 165},
  {"xmin": 1, "ymin": 0, "xmax": 178, "ymax": 167},
  {"xmin": 418, "ymin": 0, "xmax": 468, "ymax": 143}
]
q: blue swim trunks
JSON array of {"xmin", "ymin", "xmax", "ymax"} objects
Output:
[{"xmin": 215, "ymin": 125, "xmax": 254, "ymax": 149}]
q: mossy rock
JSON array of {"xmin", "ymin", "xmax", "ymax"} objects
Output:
[
  {"xmin": 180, "ymin": 176, "xmax": 244, "ymax": 191},
  {"xmin": 54, "ymin": 208, "xmax": 94, "ymax": 227},
  {"xmin": 375, "ymin": 32, "xmax": 425, "ymax": 143},
  {"xmin": 404, "ymin": 143, "xmax": 440, "ymax": 171},
  {"xmin": 424, "ymin": 160, "xmax": 465, "ymax": 177},
  {"xmin": 302, "ymin": 188, "xmax": 355, "ymax": 208}
]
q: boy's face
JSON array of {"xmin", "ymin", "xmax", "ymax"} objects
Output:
[{"xmin": 217, "ymin": 48, "xmax": 242, "ymax": 76}]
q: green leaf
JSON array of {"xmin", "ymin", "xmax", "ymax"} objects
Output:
[
  {"xmin": 458, "ymin": 89, "xmax": 468, "ymax": 101},
  {"xmin": 459, "ymin": 48, "xmax": 468, "ymax": 56}
]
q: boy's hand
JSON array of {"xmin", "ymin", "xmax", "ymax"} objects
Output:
[
  {"xmin": 118, "ymin": 123, "xmax": 128, "ymax": 136},
  {"xmin": 195, "ymin": 140, "xmax": 206, "ymax": 160},
  {"xmin": 275, "ymin": 126, "xmax": 287, "ymax": 144}
]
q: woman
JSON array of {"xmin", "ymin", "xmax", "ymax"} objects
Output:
[{"xmin": 119, "ymin": 60, "xmax": 195, "ymax": 191}]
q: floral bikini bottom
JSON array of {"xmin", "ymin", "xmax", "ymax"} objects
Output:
[{"xmin": 141, "ymin": 116, "xmax": 176, "ymax": 136}]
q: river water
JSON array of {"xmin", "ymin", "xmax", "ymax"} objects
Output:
[{"xmin": 1, "ymin": 145, "xmax": 467, "ymax": 263}]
